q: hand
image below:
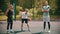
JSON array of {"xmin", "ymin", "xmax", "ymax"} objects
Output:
[
  {"xmin": 44, "ymin": 10, "xmax": 48, "ymax": 12},
  {"xmin": 25, "ymin": 12, "xmax": 27, "ymax": 14},
  {"xmin": 28, "ymin": 18, "xmax": 31, "ymax": 21}
]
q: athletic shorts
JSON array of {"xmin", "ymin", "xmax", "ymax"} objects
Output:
[
  {"xmin": 22, "ymin": 19, "xmax": 28, "ymax": 23},
  {"xmin": 43, "ymin": 16, "xmax": 50, "ymax": 22}
]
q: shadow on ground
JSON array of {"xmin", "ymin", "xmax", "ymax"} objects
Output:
[
  {"xmin": 0, "ymin": 30, "xmax": 26, "ymax": 34},
  {"xmin": 32, "ymin": 32, "xmax": 49, "ymax": 34}
]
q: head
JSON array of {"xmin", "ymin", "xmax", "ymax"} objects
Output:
[
  {"xmin": 9, "ymin": 4, "xmax": 14, "ymax": 9},
  {"xmin": 25, "ymin": 9, "xmax": 29, "ymax": 12},
  {"xmin": 44, "ymin": 1, "xmax": 48, "ymax": 6}
]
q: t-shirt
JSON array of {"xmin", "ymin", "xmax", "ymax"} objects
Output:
[
  {"xmin": 21, "ymin": 11, "xmax": 29, "ymax": 19},
  {"xmin": 7, "ymin": 9, "xmax": 13, "ymax": 22},
  {"xmin": 42, "ymin": 5, "xmax": 50, "ymax": 17},
  {"xmin": 7, "ymin": 10, "xmax": 13, "ymax": 18}
]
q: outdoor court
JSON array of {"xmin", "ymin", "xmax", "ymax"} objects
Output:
[{"xmin": 0, "ymin": 21, "xmax": 60, "ymax": 34}]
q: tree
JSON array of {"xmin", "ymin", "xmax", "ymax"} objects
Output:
[
  {"xmin": 16, "ymin": 0, "xmax": 34, "ymax": 9},
  {"xmin": 0, "ymin": 0, "xmax": 10, "ymax": 13},
  {"xmin": 54, "ymin": 0, "xmax": 60, "ymax": 16}
]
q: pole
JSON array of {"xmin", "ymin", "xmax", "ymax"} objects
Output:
[
  {"xmin": 32, "ymin": 0, "xmax": 34, "ymax": 20},
  {"xmin": 14, "ymin": 0, "xmax": 16, "ymax": 20}
]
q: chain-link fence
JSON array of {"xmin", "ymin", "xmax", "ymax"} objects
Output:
[{"xmin": 0, "ymin": 0, "xmax": 60, "ymax": 21}]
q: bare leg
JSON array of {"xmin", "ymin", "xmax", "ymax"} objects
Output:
[
  {"xmin": 21, "ymin": 23, "xmax": 23, "ymax": 31},
  {"xmin": 27, "ymin": 23, "xmax": 30, "ymax": 32}
]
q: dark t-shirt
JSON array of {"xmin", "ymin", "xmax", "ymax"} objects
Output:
[{"xmin": 7, "ymin": 10, "xmax": 13, "ymax": 22}]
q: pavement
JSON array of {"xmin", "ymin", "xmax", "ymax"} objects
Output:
[{"xmin": 0, "ymin": 21, "xmax": 60, "ymax": 34}]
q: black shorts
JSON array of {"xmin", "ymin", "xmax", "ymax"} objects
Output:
[{"xmin": 22, "ymin": 19, "xmax": 28, "ymax": 23}]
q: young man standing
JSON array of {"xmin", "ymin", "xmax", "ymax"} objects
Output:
[
  {"xmin": 5, "ymin": 4, "xmax": 14, "ymax": 33},
  {"xmin": 21, "ymin": 9, "xmax": 30, "ymax": 32},
  {"xmin": 42, "ymin": 1, "xmax": 51, "ymax": 32}
]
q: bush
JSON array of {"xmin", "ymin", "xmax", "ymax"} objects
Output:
[{"xmin": 16, "ymin": 6, "xmax": 23, "ymax": 15}]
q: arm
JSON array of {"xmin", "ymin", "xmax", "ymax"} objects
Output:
[
  {"xmin": 47, "ymin": 6, "xmax": 50, "ymax": 12},
  {"xmin": 28, "ymin": 12, "xmax": 31, "ymax": 21},
  {"xmin": 43, "ymin": 10, "xmax": 48, "ymax": 12},
  {"xmin": 42, "ymin": 6, "xmax": 46, "ymax": 12},
  {"xmin": 42, "ymin": 6, "xmax": 50, "ymax": 12},
  {"xmin": 5, "ymin": 9, "xmax": 9, "ymax": 16},
  {"xmin": 12, "ymin": 10, "xmax": 14, "ymax": 15},
  {"xmin": 42, "ymin": 7, "xmax": 48, "ymax": 12},
  {"xmin": 20, "ymin": 12, "xmax": 22, "ymax": 19}
]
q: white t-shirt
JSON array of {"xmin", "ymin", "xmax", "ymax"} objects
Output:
[
  {"xmin": 21, "ymin": 11, "xmax": 29, "ymax": 19},
  {"xmin": 42, "ymin": 5, "xmax": 50, "ymax": 22},
  {"xmin": 42, "ymin": 5, "xmax": 50, "ymax": 17}
]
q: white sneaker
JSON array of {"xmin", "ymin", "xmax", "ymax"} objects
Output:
[
  {"xmin": 41, "ymin": 29, "xmax": 45, "ymax": 32},
  {"xmin": 42, "ymin": 29, "xmax": 45, "ymax": 32},
  {"xmin": 28, "ymin": 29, "xmax": 30, "ymax": 32},
  {"xmin": 21, "ymin": 29, "xmax": 23, "ymax": 32},
  {"xmin": 48, "ymin": 30, "xmax": 50, "ymax": 33},
  {"xmin": 7, "ymin": 30, "xmax": 9, "ymax": 32},
  {"xmin": 10, "ymin": 29, "xmax": 12, "ymax": 31},
  {"xmin": 7, "ymin": 30, "xmax": 10, "ymax": 33},
  {"xmin": 10, "ymin": 29, "xmax": 14, "ymax": 32}
]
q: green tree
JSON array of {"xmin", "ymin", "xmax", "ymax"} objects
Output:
[
  {"xmin": 0, "ymin": 0, "xmax": 10, "ymax": 13},
  {"xmin": 16, "ymin": 0, "xmax": 34, "ymax": 9},
  {"xmin": 54, "ymin": 0, "xmax": 60, "ymax": 16}
]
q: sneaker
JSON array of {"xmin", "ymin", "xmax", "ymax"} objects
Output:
[
  {"xmin": 21, "ymin": 29, "xmax": 23, "ymax": 32},
  {"xmin": 28, "ymin": 29, "xmax": 30, "ymax": 32},
  {"xmin": 7, "ymin": 31, "xmax": 10, "ymax": 33},
  {"xmin": 7, "ymin": 30, "xmax": 10, "ymax": 33},
  {"xmin": 42, "ymin": 29, "xmax": 45, "ymax": 32},
  {"xmin": 48, "ymin": 30, "xmax": 50, "ymax": 33},
  {"xmin": 7, "ymin": 30, "xmax": 9, "ymax": 32},
  {"xmin": 10, "ymin": 29, "xmax": 12, "ymax": 31},
  {"xmin": 10, "ymin": 29, "xmax": 14, "ymax": 33}
]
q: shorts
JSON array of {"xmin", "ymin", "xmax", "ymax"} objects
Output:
[
  {"xmin": 43, "ymin": 16, "xmax": 50, "ymax": 22},
  {"xmin": 22, "ymin": 19, "xmax": 28, "ymax": 23}
]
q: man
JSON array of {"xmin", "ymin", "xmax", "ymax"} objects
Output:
[
  {"xmin": 42, "ymin": 1, "xmax": 51, "ymax": 32},
  {"xmin": 5, "ymin": 4, "xmax": 14, "ymax": 33},
  {"xmin": 21, "ymin": 9, "xmax": 31, "ymax": 32}
]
